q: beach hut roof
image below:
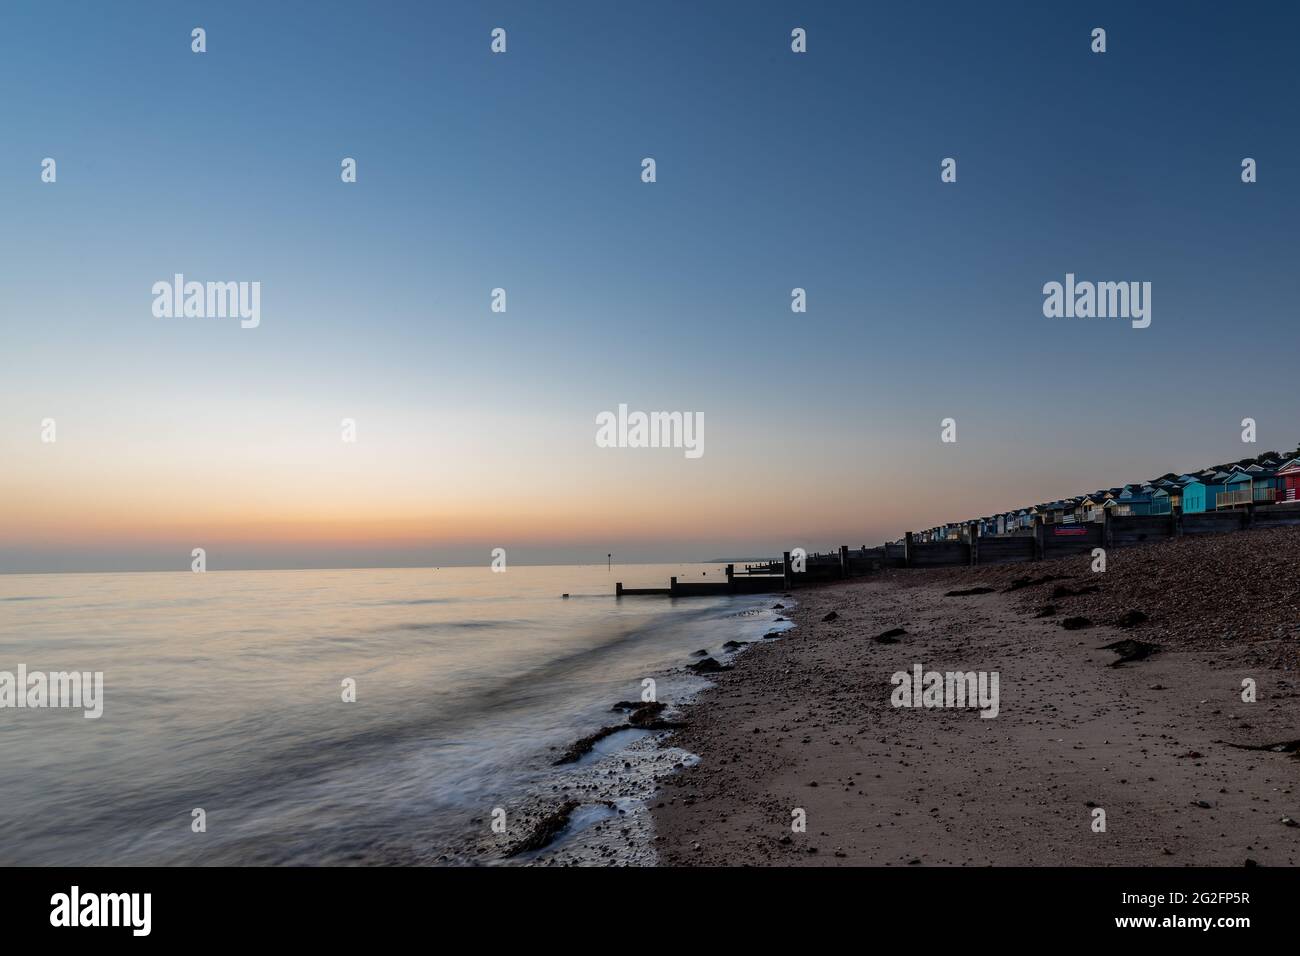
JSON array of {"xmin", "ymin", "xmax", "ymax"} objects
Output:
[{"xmin": 1119, "ymin": 486, "xmax": 1152, "ymax": 501}]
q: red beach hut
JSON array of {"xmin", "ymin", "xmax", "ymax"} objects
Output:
[{"xmin": 1278, "ymin": 459, "xmax": 1300, "ymax": 503}]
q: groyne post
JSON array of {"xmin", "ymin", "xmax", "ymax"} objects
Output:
[
  {"xmin": 782, "ymin": 551, "xmax": 792, "ymax": 588},
  {"xmin": 1033, "ymin": 515, "xmax": 1045, "ymax": 561},
  {"xmin": 839, "ymin": 545, "xmax": 849, "ymax": 577},
  {"xmin": 616, "ymin": 582, "xmax": 623, "ymax": 597},
  {"xmin": 968, "ymin": 522, "xmax": 979, "ymax": 566},
  {"xmin": 904, "ymin": 532, "xmax": 913, "ymax": 567}
]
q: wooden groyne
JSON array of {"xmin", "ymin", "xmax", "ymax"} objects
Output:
[{"xmin": 615, "ymin": 548, "xmax": 879, "ymax": 598}]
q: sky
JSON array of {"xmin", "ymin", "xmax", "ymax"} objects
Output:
[{"xmin": 3, "ymin": 1, "xmax": 1299, "ymax": 571}]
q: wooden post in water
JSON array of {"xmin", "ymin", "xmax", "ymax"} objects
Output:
[
  {"xmin": 726, "ymin": 563, "xmax": 735, "ymax": 592},
  {"xmin": 616, "ymin": 582, "xmax": 623, "ymax": 597},
  {"xmin": 782, "ymin": 551, "xmax": 792, "ymax": 588},
  {"xmin": 669, "ymin": 576, "xmax": 678, "ymax": 597}
]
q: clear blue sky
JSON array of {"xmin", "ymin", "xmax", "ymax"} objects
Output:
[{"xmin": 3, "ymin": 1, "xmax": 1299, "ymax": 570}]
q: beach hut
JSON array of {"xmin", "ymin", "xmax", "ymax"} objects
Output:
[
  {"xmin": 1181, "ymin": 480, "xmax": 1206, "ymax": 514},
  {"xmin": 1111, "ymin": 485, "xmax": 1153, "ymax": 516},
  {"xmin": 1217, "ymin": 471, "xmax": 1254, "ymax": 509},
  {"xmin": 1182, "ymin": 478, "xmax": 1216, "ymax": 514},
  {"xmin": 1043, "ymin": 500, "xmax": 1073, "ymax": 524},
  {"xmin": 1249, "ymin": 467, "xmax": 1280, "ymax": 503},
  {"xmin": 1211, "ymin": 466, "xmax": 1277, "ymax": 507},
  {"xmin": 1168, "ymin": 480, "xmax": 1188, "ymax": 513},
  {"xmin": 1278, "ymin": 459, "xmax": 1300, "ymax": 503},
  {"xmin": 1198, "ymin": 471, "xmax": 1230, "ymax": 512},
  {"xmin": 1149, "ymin": 487, "xmax": 1172, "ymax": 515},
  {"xmin": 1072, "ymin": 495, "xmax": 1103, "ymax": 523}
]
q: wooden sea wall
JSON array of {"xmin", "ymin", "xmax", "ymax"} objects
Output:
[{"xmin": 614, "ymin": 503, "xmax": 1300, "ymax": 596}]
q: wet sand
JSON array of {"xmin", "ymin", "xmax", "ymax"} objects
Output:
[{"xmin": 652, "ymin": 553, "xmax": 1300, "ymax": 866}]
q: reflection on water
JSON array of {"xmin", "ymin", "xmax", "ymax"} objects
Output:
[{"xmin": 0, "ymin": 564, "xmax": 781, "ymax": 864}]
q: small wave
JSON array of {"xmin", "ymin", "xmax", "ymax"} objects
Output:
[{"xmin": 391, "ymin": 620, "xmax": 518, "ymax": 633}]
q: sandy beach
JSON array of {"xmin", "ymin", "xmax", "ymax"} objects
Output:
[{"xmin": 652, "ymin": 528, "xmax": 1300, "ymax": 866}]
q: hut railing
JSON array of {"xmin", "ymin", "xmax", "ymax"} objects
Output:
[{"xmin": 1216, "ymin": 489, "xmax": 1253, "ymax": 508}]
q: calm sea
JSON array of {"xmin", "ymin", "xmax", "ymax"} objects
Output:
[{"xmin": 0, "ymin": 564, "xmax": 785, "ymax": 865}]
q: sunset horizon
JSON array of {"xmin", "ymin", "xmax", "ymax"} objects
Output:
[{"xmin": 7, "ymin": 3, "xmax": 1299, "ymax": 573}]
